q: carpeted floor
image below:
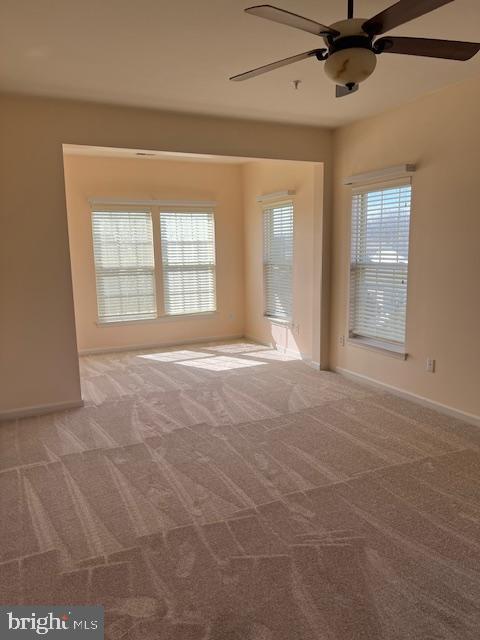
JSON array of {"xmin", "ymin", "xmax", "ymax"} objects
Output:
[{"xmin": 1, "ymin": 340, "xmax": 480, "ymax": 639}]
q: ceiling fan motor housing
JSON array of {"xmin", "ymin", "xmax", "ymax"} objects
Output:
[{"xmin": 323, "ymin": 19, "xmax": 377, "ymax": 87}]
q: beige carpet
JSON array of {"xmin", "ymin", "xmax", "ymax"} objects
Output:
[{"xmin": 1, "ymin": 340, "xmax": 480, "ymax": 639}]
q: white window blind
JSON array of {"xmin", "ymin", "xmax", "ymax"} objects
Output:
[
  {"xmin": 263, "ymin": 202, "xmax": 294, "ymax": 320},
  {"xmin": 350, "ymin": 181, "xmax": 412, "ymax": 345},
  {"xmin": 160, "ymin": 211, "xmax": 216, "ymax": 315},
  {"xmin": 91, "ymin": 210, "xmax": 157, "ymax": 323}
]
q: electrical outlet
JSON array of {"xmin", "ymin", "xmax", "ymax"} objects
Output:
[
  {"xmin": 339, "ymin": 335, "xmax": 345, "ymax": 347},
  {"xmin": 228, "ymin": 312, "xmax": 235, "ymax": 320},
  {"xmin": 426, "ymin": 358, "xmax": 436, "ymax": 373}
]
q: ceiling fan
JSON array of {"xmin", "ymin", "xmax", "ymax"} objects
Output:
[{"xmin": 229, "ymin": 0, "xmax": 480, "ymax": 97}]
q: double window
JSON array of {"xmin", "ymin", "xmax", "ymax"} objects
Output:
[
  {"xmin": 91, "ymin": 207, "xmax": 216, "ymax": 323},
  {"xmin": 349, "ymin": 181, "xmax": 412, "ymax": 347},
  {"xmin": 263, "ymin": 202, "xmax": 294, "ymax": 321}
]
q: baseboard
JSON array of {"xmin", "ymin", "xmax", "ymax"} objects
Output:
[
  {"xmin": 334, "ymin": 366, "xmax": 480, "ymax": 428},
  {"xmin": 243, "ymin": 334, "xmax": 268, "ymax": 347},
  {"xmin": 78, "ymin": 334, "xmax": 245, "ymax": 356},
  {"xmin": 244, "ymin": 334, "xmax": 320, "ymax": 369},
  {"xmin": 0, "ymin": 399, "xmax": 84, "ymax": 422}
]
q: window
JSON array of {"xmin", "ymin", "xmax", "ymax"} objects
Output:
[
  {"xmin": 263, "ymin": 202, "xmax": 294, "ymax": 320},
  {"xmin": 91, "ymin": 210, "xmax": 157, "ymax": 323},
  {"xmin": 349, "ymin": 181, "xmax": 412, "ymax": 347},
  {"xmin": 160, "ymin": 211, "xmax": 216, "ymax": 315}
]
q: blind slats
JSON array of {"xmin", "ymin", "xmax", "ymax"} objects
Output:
[
  {"xmin": 350, "ymin": 184, "xmax": 411, "ymax": 344},
  {"xmin": 92, "ymin": 211, "xmax": 157, "ymax": 323},
  {"xmin": 263, "ymin": 203, "xmax": 294, "ymax": 320},
  {"xmin": 160, "ymin": 211, "xmax": 216, "ymax": 315}
]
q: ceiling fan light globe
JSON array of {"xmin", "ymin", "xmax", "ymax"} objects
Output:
[{"xmin": 324, "ymin": 48, "xmax": 377, "ymax": 86}]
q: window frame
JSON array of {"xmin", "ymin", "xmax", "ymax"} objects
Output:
[
  {"xmin": 347, "ymin": 178, "xmax": 412, "ymax": 357},
  {"xmin": 90, "ymin": 204, "xmax": 218, "ymax": 325},
  {"xmin": 91, "ymin": 206, "xmax": 158, "ymax": 325},
  {"xmin": 159, "ymin": 207, "xmax": 217, "ymax": 317},
  {"xmin": 262, "ymin": 200, "xmax": 295, "ymax": 323}
]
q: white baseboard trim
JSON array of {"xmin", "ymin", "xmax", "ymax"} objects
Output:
[
  {"xmin": 243, "ymin": 334, "xmax": 268, "ymax": 346},
  {"xmin": 244, "ymin": 334, "xmax": 320, "ymax": 369},
  {"xmin": 0, "ymin": 399, "xmax": 84, "ymax": 422},
  {"xmin": 78, "ymin": 334, "xmax": 245, "ymax": 356},
  {"xmin": 279, "ymin": 347, "xmax": 320, "ymax": 370},
  {"xmin": 334, "ymin": 366, "xmax": 480, "ymax": 428}
]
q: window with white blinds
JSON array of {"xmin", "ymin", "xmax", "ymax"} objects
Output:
[
  {"xmin": 91, "ymin": 210, "xmax": 157, "ymax": 323},
  {"xmin": 350, "ymin": 181, "xmax": 412, "ymax": 345},
  {"xmin": 263, "ymin": 202, "xmax": 294, "ymax": 320},
  {"xmin": 160, "ymin": 211, "xmax": 216, "ymax": 315}
]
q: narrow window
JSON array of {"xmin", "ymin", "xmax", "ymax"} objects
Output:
[
  {"xmin": 350, "ymin": 181, "xmax": 412, "ymax": 346},
  {"xmin": 263, "ymin": 202, "xmax": 294, "ymax": 321},
  {"xmin": 160, "ymin": 211, "xmax": 216, "ymax": 315},
  {"xmin": 91, "ymin": 210, "xmax": 157, "ymax": 323}
]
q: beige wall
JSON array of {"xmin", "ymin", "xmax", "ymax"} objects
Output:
[
  {"xmin": 7, "ymin": 77, "xmax": 479, "ymax": 419},
  {"xmin": 0, "ymin": 93, "xmax": 332, "ymax": 416},
  {"xmin": 63, "ymin": 155, "xmax": 245, "ymax": 352},
  {"xmin": 243, "ymin": 161, "xmax": 324, "ymax": 362},
  {"xmin": 330, "ymin": 76, "xmax": 480, "ymax": 417}
]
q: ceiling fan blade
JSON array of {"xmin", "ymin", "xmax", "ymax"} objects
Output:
[
  {"xmin": 336, "ymin": 84, "xmax": 359, "ymax": 98},
  {"xmin": 245, "ymin": 5, "xmax": 339, "ymax": 37},
  {"xmin": 230, "ymin": 49, "xmax": 325, "ymax": 81},
  {"xmin": 376, "ymin": 36, "xmax": 480, "ymax": 60},
  {"xmin": 363, "ymin": 0, "xmax": 454, "ymax": 36}
]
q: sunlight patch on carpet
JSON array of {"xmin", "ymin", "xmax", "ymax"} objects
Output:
[
  {"xmin": 177, "ymin": 356, "xmax": 267, "ymax": 371},
  {"xmin": 138, "ymin": 350, "xmax": 211, "ymax": 362},
  {"xmin": 244, "ymin": 350, "xmax": 301, "ymax": 362}
]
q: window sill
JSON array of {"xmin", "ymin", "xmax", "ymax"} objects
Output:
[
  {"xmin": 264, "ymin": 315, "xmax": 292, "ymax": 327},
  {"xmin": 96, "ymin": 311, "xmax": 218, "ymax": 327},
  {"xmin": 347, "ymin": 336, "xmax": 407, "ymax": 360}
]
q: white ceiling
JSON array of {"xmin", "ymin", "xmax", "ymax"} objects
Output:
[{"xmin": 1, "ymin": 0, "xmax": 480, "ymax": 127}]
